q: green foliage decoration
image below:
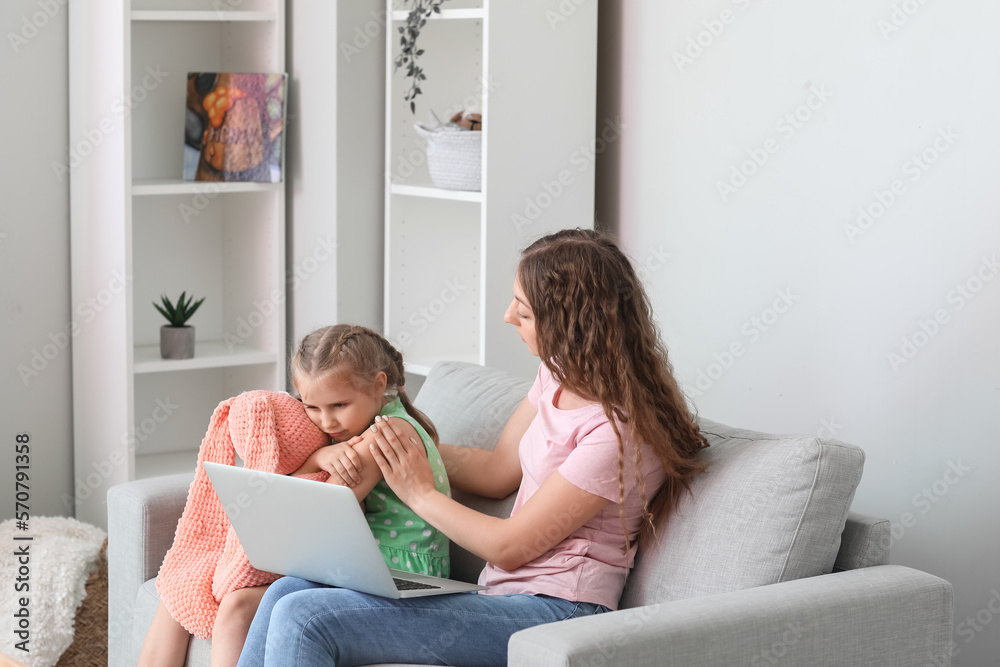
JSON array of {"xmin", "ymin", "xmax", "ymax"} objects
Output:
[
  {"xmin": 394, "ymin": 0, "xmax": 450, "ymax": 114},
  {"xmin": 153, "ymin": 291, "xmax": 205, "ymax": 327}
]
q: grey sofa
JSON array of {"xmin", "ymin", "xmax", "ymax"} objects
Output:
[{"xmin": 108, "ymin": 361, "xmax": 954, "ymax": 666}]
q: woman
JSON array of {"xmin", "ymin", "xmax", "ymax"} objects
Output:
[{"xmin": 238, "ymin": 228, "xmax": 708, "ymax": 666}]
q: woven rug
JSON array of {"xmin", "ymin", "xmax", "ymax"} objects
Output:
[{"xmin": 55, "ymin": 539, "xmax": 107, "ymax": 667}]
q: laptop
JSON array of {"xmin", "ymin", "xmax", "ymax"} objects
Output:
[{"xmin": 202, "ymin": 462, "xmax": 486, "ymax": 598}]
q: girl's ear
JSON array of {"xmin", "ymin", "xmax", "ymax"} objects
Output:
[{"xmin": 373, "ymin": 371, "xmax": 388, "ymax": 395}]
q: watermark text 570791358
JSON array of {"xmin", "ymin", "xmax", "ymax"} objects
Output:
[{"xmin": 13, "ymin": 433, "xmax": 33, "ymax": 654}]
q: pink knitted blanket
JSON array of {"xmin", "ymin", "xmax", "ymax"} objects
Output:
[{"xmin": 155, "ymin": 390, "xmax": 330, "ymax": 639}]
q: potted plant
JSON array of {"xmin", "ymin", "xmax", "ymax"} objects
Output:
[
  {"xmin": 395, "ymin": 0, "xmax": 450, "ymax": 114},
  {"xmin": 154, "ymin": 291, "xmax": 205, "ymax": 360}
]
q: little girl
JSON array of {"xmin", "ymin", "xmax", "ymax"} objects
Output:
[
  {"xmin": 288, "ymin": 323, "xmax": 451, "ymax": 578},
  {"xmin": 138, "ymin": 324, "xmax": 449, "ymax": 667}
]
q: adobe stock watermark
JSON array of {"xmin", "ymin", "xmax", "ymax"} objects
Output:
[
  {"xmin": 579, "ymin": 604, "xmax": 668, "ymax": 666},
  {"xmin": 61, "ymin": 397, "xmax": 180, "ymax": 512},
  {"xmin": 386, "ymin": 76, "xmax": 501, "ymax": 186},
  {"xmin": 177, "ymin": 182, "xmax": 226, "ymax": 224},
  {"xmin": 52, "ymin": 65, "xmax": 170, "ymax": 183},
  {"xmin": 731, "ymin": 445, "xmax": 812, "ymax": 531},
  {"xmin": 18, "ymin": 269, "xmax": 131, "ymax": 386},
  {"xmin": 953, "ymin": 588, "xmax": 1000, "ymax": 657},
  {"xmin": 218, "ymin": 469, "xmax": 284, "ymax": 522},
  {"xmin": 394, "ymin": 277, "xmax": 471, "ymax": 350},
  {"xmin": 511, "ymin": 115, "xmax": 625, "ymax": 234},
  {"xmin": 816, "ymin": 415, "xmax": 844, "ymax": 440},
  {"xmin": 210, "ymin": 0, "xmax": 260, "ymax": 18},
  {"xmin": 634, "ymin": 245, "xmax": 673, "ymax": 285},
  {"xmin": 340, "ymin": 8, "xmax": 388, "ymax": 62},
  {"xmin": 672, "ymin": 0, "xmax": 755, "ymax": 73},
  {"xmin": 685, "ymin": 288, "xmax": 800, "ymax": 397},
  {"xmin": 519, "ymin": 502, "xmax": 586, "ymax": 564},
  {"xmin": 883, "ymin": 459, "xmax": 971, "ymax": 550},
  {"xmin": 887, "ymin": 253, "xmax": 998, "ymax": 373},
  {"xmin": 716, "ymin": 84, "xmax": 833, "ymax": 202},
  {"xmin": 545, "ymin": 0, "xmax": 589, "ymax": 31},
  {"xmin": 224, "ymin": 236, "xmax": 337, "ymax": 351},
  {"xmin": 7, "ymin": 0, "xmax": 65, "ymax": 54},
  {"xmin": 877, "ymin": 0, "xmax": 932, "ymax": 40},
  {"xmin": 749, "ymin": 622, "xmax": 806, "ymax": 666},
  {"xmin": 843, "ymin": 126, "xmax": 958, "ymax": 244}
]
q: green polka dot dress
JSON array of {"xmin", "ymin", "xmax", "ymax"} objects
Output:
[{"xmin": 365, "ymin": 398, "xmax": 451, "ymax": 577}]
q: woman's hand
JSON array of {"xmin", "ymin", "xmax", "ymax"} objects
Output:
[
  {"xmin": 368, "ymin": 416, "xmax": 437, "ymax": 506},
  {"xmin": 315, "ymin": 438, "xmax": 365, "ymax": 486}
]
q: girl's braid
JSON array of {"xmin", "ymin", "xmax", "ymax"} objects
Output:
[{"xmin": 373, "ymin": 333, "xmax": 406, "ymax": 385}]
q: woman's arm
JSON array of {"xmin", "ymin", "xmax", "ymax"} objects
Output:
[
  {"xmin": 368, "ymin": 417, "xmax": 610, "ymax": 572},
  {"xmin": 437, "ymin": 395, "xmax": 535, "ymax": 499}
]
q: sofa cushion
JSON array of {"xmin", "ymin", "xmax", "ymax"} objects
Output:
[
  {"xmin": 619, "ymin": 418, "xmax": 865, "ymax": 609},
  {"xmin": 414, "ymin": 362, "xmax": 532, "ymax": 583}
]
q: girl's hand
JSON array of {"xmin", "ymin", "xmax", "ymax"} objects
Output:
[
  {"xmin": 368, "ymin": 416, "xmax": 436, "ymax": 505},
  {"xmin": 316, "ymin": 439, "xmax": 365, "ymax": 486}
]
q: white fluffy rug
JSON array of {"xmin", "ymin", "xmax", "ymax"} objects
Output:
[{"xmin": 0, "ymin": 516, "xmax": 106, "ymax": 667}]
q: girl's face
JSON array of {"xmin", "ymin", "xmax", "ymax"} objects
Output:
[
  {"xmin": 504, "ymin": 275, "xmax": 538, "ymax": 357},
  {"xmin": 295, "ymin": 371, "xmax": 387, "ymax": 442}
]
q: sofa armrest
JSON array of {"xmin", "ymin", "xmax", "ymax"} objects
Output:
[
  {"xmin": 107, "ymin": 473, "xmax": 193, "ymax": 667},
  {"xmin": 509, "ymin": 565, "xmax": 953, "ymax": 667}
]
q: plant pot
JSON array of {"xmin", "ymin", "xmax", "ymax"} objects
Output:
[{"xmin": 160, "ymin": 325, "xmax": 195, "ymax": 360}]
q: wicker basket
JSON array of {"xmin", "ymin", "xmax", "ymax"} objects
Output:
[{"xmin": 414, "ymin": 121, "xmax": 482, "ymax": 191}]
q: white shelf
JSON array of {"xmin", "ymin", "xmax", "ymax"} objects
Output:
[
  {"xmin": 71, "ymin": 0, "xmax": 287, "ymax": 528},
  {"xmin": 390, "ymin": 183, "xmax": 482, "ymax": 202},
  {"xmin": 405, "ymin": 352, "xmax": 481, "ymax": 377},
  {"xmin": 134, "ymin": 342, "xmax": 278, "ymax": 374},
  {"xmin": 383, "ymin": 0, "xmax": 597, "ymax": 383},
  {"xmin": 132, "ymin": 179, "xmax": 281, "ymax": 196},
  {"xmin": 391, "ymin": 8, "xmax": 484, "ymax": 21},
  {"xmin": 131, "ymin": 10, "xmax": 276, "ymax": 22}
]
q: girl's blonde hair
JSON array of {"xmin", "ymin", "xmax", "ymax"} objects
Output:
[
  {"xmin": 518, "ymin": 229, "xmax": 709, "ymax": 550},
  {"xmin": 290, "ymin": 324, "xmax": 438, "ymax": 443}
]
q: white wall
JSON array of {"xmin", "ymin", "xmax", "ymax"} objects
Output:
[
  {"xmin": 286, "ymin": 0, "xmax": 385, "ymax": 376},
  {"xmin": 599, "ymin": 1, "xmax": 999, "ymax": 664},
  {"xmin": 335, "ymin": 0, "xmax": 384, "ymax": 330},
  {"xmin": 286, "ymin": 0, "xmax": 340, "ymax": 356},
  {"xmin": 0, "ymin": 0, "xmax": 74, "ymax": 521}
]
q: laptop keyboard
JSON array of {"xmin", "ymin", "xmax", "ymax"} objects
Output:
[{"xmin": 393, "ymin": 577, "xmax": 442, "ymax": 591}]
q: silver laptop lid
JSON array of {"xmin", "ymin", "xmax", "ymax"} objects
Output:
[{"xmin": 203, "ymin": 462, "xmax": 402, "ymax": 598}]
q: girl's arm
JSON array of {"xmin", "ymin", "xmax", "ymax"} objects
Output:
[
  {"xmin": 295, "ymin": 419, "xmax": 423, "ymax": 503},
  {"xmin": 368, "ymin": 417, "xmax": 610, "ymax": 572},
  {"xmin": 436, "ymin": 395, "xmax": 535, "ymax": 499}
]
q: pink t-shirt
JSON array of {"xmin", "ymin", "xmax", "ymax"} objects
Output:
[{"xmin": 478, "ymin": 363, "xmax": 667, "ymax": 610}]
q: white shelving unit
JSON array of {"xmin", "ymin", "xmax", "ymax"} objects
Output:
[
  {"xmin": 69, "ymin": 0, "xmax": 286, "ymax": 527},
  {"xmin": 384, "ymin": 0, "xmax": 598, "ymax": 381}
]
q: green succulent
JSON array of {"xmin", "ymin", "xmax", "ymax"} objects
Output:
[{"xmin": 153, "ymin": 291, "xmax": 205, "ymax": 327}]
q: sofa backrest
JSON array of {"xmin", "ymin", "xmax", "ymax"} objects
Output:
[
  {"xmin": 416, "ymin": 362, "xmax": 868, "ymax": 603},
  {"xmin": 620, "ymin": 418, "xmax": 865, "ymax": 607},
  {"xmin": 414, "ymin": 362, "xmax": 529, "ymax": 583}
]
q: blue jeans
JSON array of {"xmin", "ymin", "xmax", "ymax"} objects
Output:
[{"xmin": 237, "ymin": 576, "xmax": 609, "ymax": 667}]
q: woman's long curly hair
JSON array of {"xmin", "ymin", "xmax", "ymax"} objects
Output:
[
  {"xmin": 518, "ymin": 229, "xmax": 708, "ymax": 548},
  {"xmin": 290, "ymin": 324, "xmax": 438, "ymax": 443}
]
